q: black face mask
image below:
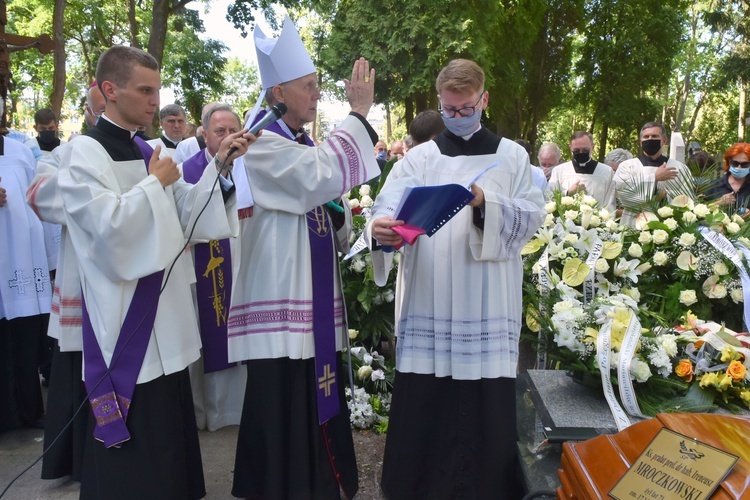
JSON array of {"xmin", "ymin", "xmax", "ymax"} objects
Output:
[
  {"xmin": 37, "ymin": 130, "xmax": 60, "ymax": 151},
  {"xmin": 573, "ymin": 151, "xmax": 591, "ymax": 165},
  {"xmin": 641, "ymin": 139, "xmax": 663, "ymax": 157}
]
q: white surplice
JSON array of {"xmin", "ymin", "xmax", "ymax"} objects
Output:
[
  {"xmin": 547, "ymin": 160, "xmax": 616, "ymax": 210},
  {"xmin": 227, "ymin": 115, "xmax": 380, "ymax": 362},
  {"xmin": 58, "ymin": 129, "xmax": 238, "ymax": 384},
  {"xmin": 613, "ymin": 156, "xmax": 693, "ymax": 226},
  {"xmin": 0, "ymin": 137, "xmax": 52, "ymax": 320},
  {"xmin": 367, "ymin": 130, "xmax": 546, "ymax": 380}
]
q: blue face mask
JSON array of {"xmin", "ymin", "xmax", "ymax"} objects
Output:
[
  {"xmin": 376, "ymin": 151, "xmax": 387, "ymax": 161},
  {"xmin": 730, "ymin": 166, "xmax": 750, "ymax": 178},
  {"xmin": 442, "ymin": 111, "xmax": 482, "ymax": 137}
]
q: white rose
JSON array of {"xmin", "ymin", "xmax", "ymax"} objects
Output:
[
  {"xmin": 348, "ymin": 198, "xmax": 361, "ymax": 208},
  {"xmin": 384, "ymin": 290, "xmax": 395, "ymax": 303},
  {"xmin": 630, "ymin": 359, "xmax": 652, "ymax": 383},
  {"xmin": 727, "ymin": 222, "xmax": 741, "ymax": 234},
  {"xmin": 544, "ymin": 213, "xmax": 555, "ymax": 226},
  {"xmin": 679, "ymin": 289, "xmax": 698, "ymax": 306},
  {"xmin": 348, "ymin": 329, "xmax": 359, "ymax": 340},
  {"xmin": 628, "ymin": 243, "xmax": 643, "ymax": 258},
  {"xmin": 599, "ymin": 208, "xmax": 612, "ymax": 221},
  {"xmin": 663, "ymin": 218, "xmax": 678, "ymax": 231},
  {"xmin": 653, "ymin": 251, "xmax": 669, "ymax": 266},
  {"xmin": 351, "ymin": 258, "xmax": 366, "ymax": 273},
  {"xmin": 652, "ymin": 229, "xmax": 669, "ymax": 245},
  {"xmin": 553, "ymin": 300, "xmax": 574, "ymax": 314},
  {"xmin": 357, "ymin": 365, "xmax": 373, "ymax": 380},
  {"xmin": 360, "ymin": 195, "xmax": 374, "ymax": 208},
  {"xmin": 595, "ymin": 258, "xmax": 610, "ymax": 273},
  {"xmin": 583, "ymin": 195, "xmax": 598, "ymax": 206},
  {"xmin": 678, "ymin": 232, "xmax": 697, "ymax": 246},
  {"xmin": 713, "ymin": 262, "xmax": 729, "ymax": 276},
  {"xmin": 371, "ymin": 369, "xmax": 385, "ymax": 381},
  {"xmin": 657, "ymin": 206, "xmax": 674, "ymax": 218},
  {"xmin": 580, "ymin": 204, "xmax": 594, "ymax": 213},
  {"xmin": 545, "ymin": 201, "xmax": 557, "ymax": 213},
  {"xmin": 564, "ymin": 210, "xmax": 579, "ymax": 220},
  {"xmin": 638, "ymin": 232, "xmax": 652, "ymax": 244},
  {"xmin": 732, "ymin": 214, "xmax": 745, "ymax": 225},
  {"xmin": 710, "ymin": 283, "xmax": 728, "ymax": 299},
  {"xmin": 693, "ymin": 204, "xmax": 710, "ymax": 218},
  {"xmin": 659, "ymin": 334, "xmax": 678, "ymax": 357},
  {"xmin": 359, "ymin": 184, "xmax": 371, "ymax": 196},
  {"xmin": 561, "ymin": 196, "xmax": 576, "ymax": 206},
  {"xmin": 606, "ymin": 220, "xmax": 618, "ymax": 231},
  {"xmin": 731, "ymin": 288, "xmax": 744, "ymax": 303},
  {"xmin": 624, "ymin": 287, "xmax": 641, "ymax": 302},
  {"xmin": 682, "ymin": 211, "xmax": 697, "ymax": 224},
  {"xmin": 564, "ymin": 234, "xmax": 579, "ymax": 244},
  {"xmin": 589, "ymin": 215, "xmax": 601, "ymax": 227}
]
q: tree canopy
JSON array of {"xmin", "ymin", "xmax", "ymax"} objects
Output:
[{"xmin": 6, "ymin": 0, "xmax": 750, "ymax": 158}]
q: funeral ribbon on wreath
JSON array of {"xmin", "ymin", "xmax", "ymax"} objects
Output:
[
  {"xmin": 535, "ymin": 249, "xmax": 550, "ymax": 369},
  {"xmin": 699, "ymin": 227, "xmax": 750, "ymax": 329}
]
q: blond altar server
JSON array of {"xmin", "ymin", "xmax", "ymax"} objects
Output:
[{"xmin": 369, "ymin": 59, "xmax": 546, "ymax": 499}]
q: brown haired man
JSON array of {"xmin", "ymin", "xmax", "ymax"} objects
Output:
[{"xmin": 56, "ymin": 45, "xmax": 256, "ymax": 499}]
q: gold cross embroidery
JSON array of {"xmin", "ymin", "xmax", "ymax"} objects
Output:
[{"xmin": 318, "ymin": 363, "xmax": 336, "ymax": 397}]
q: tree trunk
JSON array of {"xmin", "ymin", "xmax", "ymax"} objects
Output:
[
  {"xmin": 128, "ymin": 0, "xmax": 141, "ymax": 48},
  {"xmin": 49, "ymin": 0, "xmax": 66, "ymax": 119},
  {"xmin": 598, "ymin": 121, "xmax": 609, "ymax": 163},
  {"xmin": 739, "ymin": 79, "xmax": 746, "ymax": 142}
]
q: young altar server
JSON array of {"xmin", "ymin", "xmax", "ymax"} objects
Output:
[
  {"xmin": 369, "ymin": 58, "xmax": 546, "ymax": 499},
  {"xmin": 57, "ymin": 45, "xmax": 256, "ymax": 499}
]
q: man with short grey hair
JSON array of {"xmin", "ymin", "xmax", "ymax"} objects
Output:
[
  {"xmin": 538, "ymin": 141, "xmax": 562, "ymax": 180},
  {"xmin": 604, "ymin": 148, "xmax": 634, "ymax": 172},
  {"xmin": 147, "ymin": 103, "xmax": 187, "ymax": 155}
]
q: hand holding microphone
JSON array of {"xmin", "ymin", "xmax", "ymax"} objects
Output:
[{"xmin": 223, "ymin": 103, "xmax": 288, "ymax": 161}]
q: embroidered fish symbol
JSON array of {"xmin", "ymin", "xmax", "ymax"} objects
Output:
[
  {"xmin": 203, "ymin": 256, "xmax": 225, "ymax": 278},
  {"xmin": 679, "ymin": 440, "xmax": 705, "ymax": 461}
]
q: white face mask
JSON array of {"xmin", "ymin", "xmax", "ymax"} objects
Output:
[{"xmin": 442, "ymin": 111, "xmax": 481, "ymax": 137}]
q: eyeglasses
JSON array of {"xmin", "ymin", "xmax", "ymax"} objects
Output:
[
  {"xmin": 730, "ymin": 160, "xmax": 750, "ymax": 169},
  {"xmin": 438, "ymin": 93, "xmax": 484, "ymax": 118}
]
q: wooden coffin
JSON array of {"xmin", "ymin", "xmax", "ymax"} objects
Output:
[{"xmin": 557, "ymin": 413, "xmax": 750, "ymax": 499}]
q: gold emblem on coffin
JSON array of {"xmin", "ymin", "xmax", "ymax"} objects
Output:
[
  {"xmin": 307, "ymin": 206, "xmax": 330, "ymax": 238},
  {"xmin": 202, "ymin": 240, "xmax": 228, "ymax": 327}
]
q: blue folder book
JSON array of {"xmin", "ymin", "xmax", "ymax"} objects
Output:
[{"xmin": 392, "ymin": 183, "xmax": 476, "ymax": 238}]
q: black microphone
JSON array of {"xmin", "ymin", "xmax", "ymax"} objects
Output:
[
  {"xmin": 248, "ymin": 103, "xmax": 287, "ymax": 135},
  {"xmin": 224, "ymin": 103, "xmax": 288, "ymax": 161}
]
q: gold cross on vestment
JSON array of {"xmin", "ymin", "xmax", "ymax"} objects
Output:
[{"xmin": 318, "ymin": 363, "xmax": 336, "ymax": 397}]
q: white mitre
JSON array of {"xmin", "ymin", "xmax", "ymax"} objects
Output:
[{"xmin": 237, "ymin": 15, "xmax": 317, "ymax": 210}]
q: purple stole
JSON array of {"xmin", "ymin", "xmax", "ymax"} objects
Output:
[
  {"xmin": 182, "ymin": 150, "xmax": 234, "ymax": 373},
  {"xmin": 81, "ymin": 136, "xmax": 164, "ymax": 448},
  {"xmin": 253, "ymin": 111, "xmax": 340, "ymax": 424}
]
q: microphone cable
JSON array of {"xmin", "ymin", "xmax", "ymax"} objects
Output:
[{"xmin": 0, "ymin": 160, "xmax": 231, "ymax": 498}]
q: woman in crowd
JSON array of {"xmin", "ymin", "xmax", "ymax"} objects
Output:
[{"xmin": 706, "ymin": 142, "xmax": 750, "ymax": 212}]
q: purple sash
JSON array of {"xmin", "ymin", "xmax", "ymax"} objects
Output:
[
  {"xmin": 255, "ymin": 113, "xmax": 340, "ymax": 423},
  {"xmin": 183, "ymin": 150, "xmax": 234, "ymax": 373},
  {"xmin": 82, "ymin": 136, "xmax": 164, "ymax": 447}
]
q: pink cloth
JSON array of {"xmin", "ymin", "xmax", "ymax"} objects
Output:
[{"xmin": 391, "ymin": 224, "xmax": 426, "ymax": 248}]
